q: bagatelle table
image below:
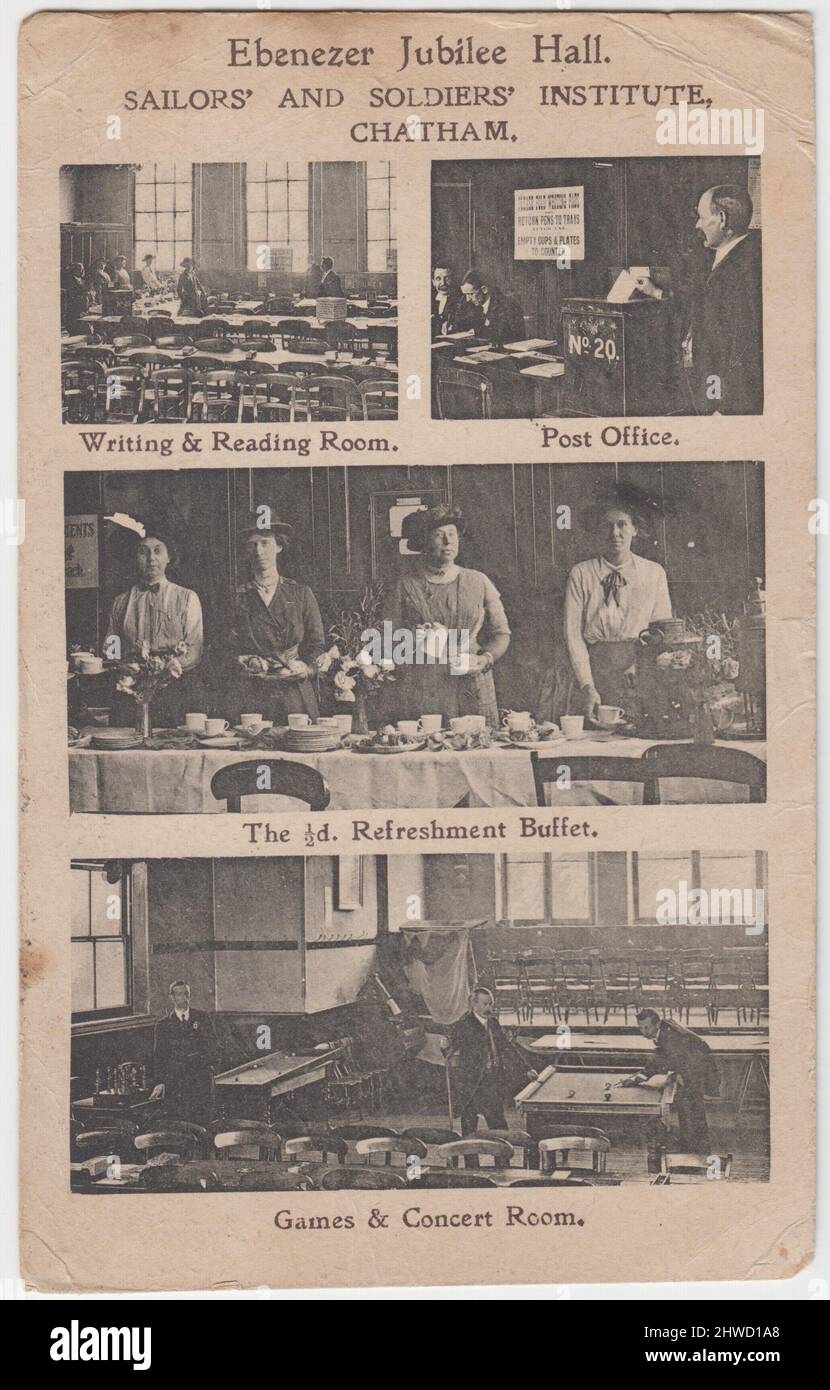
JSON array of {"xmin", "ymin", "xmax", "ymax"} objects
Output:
[
  {"xmin": 213, "ymin": 1046, "xmax": 339, "ymax": 1122},
  {"xmin": 515, "ymin": 1063, "xmax": 678, "ymax": 1141}
]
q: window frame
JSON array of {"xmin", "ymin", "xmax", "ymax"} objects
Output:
[
  {"xmin": 133, "ymin": 162, "xmax": 194, "ymax": 273},
  {"xmin": 70, "ymin": 861, "xmax": 134, "ymax": 1023},
  {"xmin": 244, "ymin": 161, "xmax": 310, "ymax": 273}
]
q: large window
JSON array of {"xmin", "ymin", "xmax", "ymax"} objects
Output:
[
  {"xmin": 632, "ymin": 851, "xmax": 766, "ymax": 927},
  {"xmin": 246, "ymin": 161, "xmax": 309, "ymax": 272},
  {"xmin": 134, "ymin": 163, "xmax": 193, "ymax": 272},
  {"xmin": 71, "ymin": 863, "xmax": 132, "ymax": 1020},
  {"xmin": 499, "ymin": 853, "xmax": 595, "ymax": 925},
  {"xmin": 366, "ymin": 161, "xmax": 397, "ymax": 273}
]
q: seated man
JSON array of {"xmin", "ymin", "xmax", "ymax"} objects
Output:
[
  {"xmin": 431, "ymin": 261, "xmax": 468, "ymax": 337},
  {"xmin": 460, "ymin": 268, "xmax": 526, "ymax": 346}
]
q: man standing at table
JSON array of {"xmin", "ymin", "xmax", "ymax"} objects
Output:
[
  {"xmin": 317, "ymin": 255, "xmax": 344, "ymax": 297},
  {"xmin": 150, "ymin": 981, "xmax": 220, "ymax": 1125},
  {"xmin": 446, "ymin": 987, "xmax": 537, "ymax": 1135},
  {"xmin": 634, "ymin": 183, "xmax": 762, "ymax": 415},
  {"xmin": 460, "ymin": 269, "xmax": 526, "ymax": 346},
  {"xmin": 622, "ymin": 1008, "xmax": 719, "ymax": 1151}
]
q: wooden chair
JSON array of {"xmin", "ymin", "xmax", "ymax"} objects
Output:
[
  {"xmin": 325, "ymin": 1037, "xmax": 385, "ymax": 1118},
  {"xmin": 102, "ymin": 366, "xmax": 144, "ymax": 422},
  {"xmin": 280, "ymin": 1134, "xmax": 348, "ymax": 1165},
  {"xmin": 324, "ymin": 321, "xmax": 358, "ymax": 354},
  {"xmin": 359, "ymin": 377, "xmax": 398, "ymax": 420},
  {"xmin": 208, "ymin": 1116, "xmax": 266, "ymax": 1136},
  {"xmin": 436, "ymin": 1137, "xmax": 514, "ymax": 1169},
  {"xmin": 239, "ymin": 337, "xmax": 277, "ymax": 354},
  {"xmin": 152, "ymin": 1120, "xmax": 210, "ymax": 1157},
  {"xmin": 154, "ymin": 333, "xmax": 194, "ymax": 349},
  {"xmin": 213, "ymin": 1126, "xmax": 282, "ymax": 1160},
  {"xmin": 143, "ymin": 368, "xmax": 189, "ymax": 422},
  {"xmin": 303, "ymin": 375, "xmax": 360, "ymax": 422},
  {"xmin": 640, "ymin": 743, "xmax": 766, "ymax": 804},
  {"xmin": 637, "ymin": 954, "xmax": 674, "ymax": 1016},
  {"xmin": 197, "ymin": 318, "xmax": 231, "ymax": 339},
  {"xmin": 112, "ymin": 334, "xmax": 152, "ymax": 350},
  {"xmin": 477, "ymin": 1129, "xmax": 535, "ymax": 1169},
  {"xmin": 539, "ymin": 1135, "xmax": 610, "ymax": 1174},
  {"xmin": 187, "ymin": 370, "xmax": 241, "ymax": 422},
  {"xmin": 554, "ymin": 953, "xmax": 600, "ymax": 1024},
  {"xmin": 210, "ymin": 759, "xmax": 331, "ymax": 812},
  {"xmin": 488, "ymin": 954, "xmax": 527, "ymax": 1021},
  {"xmin": 598, "ymin": 957, "xmax": 642, "ymax": 1025},
  {"xmin": 355, "ymin": 1136, "xmax": 428, "ymax": 1168},
  {"xmin": 400, "ymin": 1126, "xmax": 459, "ymax": 1147},
  {"xmin": 531, "ymin": 752, "xmax": 652, "ymax": 807},
  {"xmin": 247, "ymin": 372, "xmax": 300, "ymax": 423},
  {"xmin": 364, "ymin": 323, "xmax": 397, "ymax": 358},
  {"xmin": 674, "ymin": 955, "xmax": 714, "ymax": 1024},
  {"xmin": 127, "ymin": 349, "xmax": 175, "ymax": 378},
  {"xmin": 518, "ymin": 950, "xmax": 559, "ymax": 1024},
  {"xmin": 61, "ymin": 360, "xmax": 94, "ymax": 422},
  {"xmin": 277, "ymin": 319, "xmax": 328, "ymax": 354},
  {"xmin": 243, "ymin": 318, "xmax": 274, "ymax": 338},
  {"xmin": 658, "ymin": 1152, "xmax": 733, "ymax": 1183},
  {"xmin": 73, "ymin": 1128, "xmax": 135, "ymax": 1161},
  {"xmin": 118, "ymin": 316, "xmax": 151, "ymax": 338},
  {"xmin": 318, "ymin": 1168, "xmax": 407, "ymax": 1191},
  {"xmin": 709, "ymin": 958, "xmax": 746, "ymax": 1026},
  {"xmin": 434, "ymin": 364, "xmax": 493, "ymax": 420},
  {"xmin": 134, "ymin": 1129, "xmax": 202, "ymax": 1161},
  {"xmin": 193, "ymin": 337, "xmax": 235, "ymax": 353}
]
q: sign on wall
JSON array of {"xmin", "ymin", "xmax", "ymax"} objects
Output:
[
  {"xmin": 65, "ymin": 514, "xmax": 98, "ymax": 589},
  {"xmin": 514, "ymin": 186, "xmax": 585, "ymax": 261}
]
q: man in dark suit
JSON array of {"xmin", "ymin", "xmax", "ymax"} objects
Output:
[
  {"xmin": 446, "ymin": 987, "xmax": 538, "ymax": 1135},
  {"xmin": 151, "ymin": 981, "xmax": 220, "ymax": 1124},
  {"xmin": 635, "ymin": 184, "xmax": 762, "ymax": 415},
  {"xmin": 431, "ymin": 262, "xmax": 467, "ymax": 338},
  {"xmin": 317, "ymin": 256, "xmax": 344, "ymax": 297},
  {"xmin": 622, "ymin": 1008, "xmax": 719, "ymax": 1151},
  {"xmin": 460, "ymin": 269, "xmax": 526, "ymax": 346}
]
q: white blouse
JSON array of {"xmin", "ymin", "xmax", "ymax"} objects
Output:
[
  {"xmin": 564, "ymin": 554, "xmax": 672, "ymax": 689},
  {"xmin": 106, "ymin": 579, "xmax": 203, "ymax": 670}
]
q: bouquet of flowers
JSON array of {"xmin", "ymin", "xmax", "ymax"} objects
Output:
[
  {"xmin": 115, "ymin": 640, "xmax": 188, "ymax": 736},
  {"xmin": 322, "ymin": 586, "xmax": 396, "ymax": 732}
]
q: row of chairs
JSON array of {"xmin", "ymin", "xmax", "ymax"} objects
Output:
[
  {"xmin": 71, "ymin": 315, "xmax": 397, "ymax": 357},
  {"xmin": 61, "ymin": 359, "xmax": 395, "ymax": 424},
  {"xmin": 531, "ymin": 746, "xmax": 767, "ymax": 806},
  {"xmin": 486, "ymin": 949, "xmax": 769, "ymax": 1026}
]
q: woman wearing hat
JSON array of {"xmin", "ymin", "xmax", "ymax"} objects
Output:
[
  {"xmin": 177, "ymin": 257, "xmax": 207, "ymax": 317},
  {"xmin": 231, "ymin": 509, "xmax": 327, "ymax": 723},
  {"xmin": 564, "ymin": 490, "xmax": 673, "ymax": 722},
  {"xmin": 386, "ymin": 504, "xmax": 510, "ymax": 728},
  {"xmin": 105, "ymin": 521, "xmax": 204, "ymax": 723}
]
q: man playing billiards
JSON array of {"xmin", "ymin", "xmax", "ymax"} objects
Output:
[
  {"xmin": 620, "ymin": 1008, "xmax": 719, "ymax": 1151},
  {"xmin": 447, "ymin": 986, "xmax": 538, "ymax": 1136}
]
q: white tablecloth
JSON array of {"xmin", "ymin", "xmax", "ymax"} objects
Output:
[{"xmin": 68, "ymin": 738, "xmax": 766, "ymax": 814}]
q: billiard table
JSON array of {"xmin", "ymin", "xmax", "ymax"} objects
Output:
[
  {"xmin": 515, "ymin": 1064, "xmax": 678, "ymax": 1141},
  {"xmin": 213, "ymin": 1045, "xmax": 340, "ymax": 1122}
]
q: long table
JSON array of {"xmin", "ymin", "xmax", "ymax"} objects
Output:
[
  {"xmin": 68, "ymin": 736, "xmax": 767, "ymax": 814},
  {"xmin": 434, "ymin": 337, "xmax": 564, "ymax": 418}
]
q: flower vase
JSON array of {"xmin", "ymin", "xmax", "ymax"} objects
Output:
[
  {"xmin": 352, "ymin": 691, "xmax": 370, "ymax": 736},
  {"xmin": 135, "ymin": 701, "xmax": 153, "ymax": 741}
]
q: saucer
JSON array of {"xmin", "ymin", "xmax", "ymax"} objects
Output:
[{"xmin": 196, "ymin": 735, "xmax": 245, "ymax": 749}]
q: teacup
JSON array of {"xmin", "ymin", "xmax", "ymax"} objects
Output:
[
  {"xmin": 185, "ymin": 712, "xmax": 207, "ymax": 733},
  {"xmin": 239, "ymin": 712, "xmax": 263, "ymax": 730},
  {"xmin": 397, "ymin": 720, "xmax": 420, "ymax": 736},
  {"xmin": 418, "ymin": 714, "xmax": 442, "ymax": 735},
  {"xmin": 287, "ymin": 713, "xmax": 311, "ymax": 729},
  {"xmin": 78, "ymin": 656, "xmax": 104, "ymax": 675},
  {"xmin": 597, "ymin": 705, "xmax": 624, "ymax": 727},
  {"xmin": 70, "ymin": 650, "xmax": 95, "ymax": 671},
  {"xmin": 331, "ymin": 714, "xmax": 353, "ymax": 735},
  {"xmin": 502, "ymin": 710, "xmax": 534, "ymax": 733},
  {"xmin": 205, "ymin": 718, "xmax": 229, "ymax": 736},
  {"xmin": 560, "ymin": 715, "xmax": 584, "ymax": 738}
]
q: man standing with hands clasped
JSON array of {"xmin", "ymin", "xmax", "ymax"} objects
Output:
[{"xmin": 446, "ymin": 986, "xmax": 538, "ymax": 1136}]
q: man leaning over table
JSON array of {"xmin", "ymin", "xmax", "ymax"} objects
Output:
[{"xmin": 621, "ymin": 1008, "xmax": 719, "ymax": 1153}]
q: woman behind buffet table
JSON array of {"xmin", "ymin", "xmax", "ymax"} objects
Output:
[
  {"xmin": 229, "ymin": 508, "xmax": 329, "ymax": 723},
  {"xmin": 105, "ymin": 519, "xmax": 205, "ymax": 726},
  {"xmin": 385, "ymin": 504, "xmax": 510, "ymax": 728},
  {"xmin": 564, "ymin": 488, "xmax": 673, "ymax": 722}
]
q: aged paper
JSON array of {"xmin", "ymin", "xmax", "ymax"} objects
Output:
[{"xmin": 19, "ymin": 10, "xmax": 814, "ymax": 1290}]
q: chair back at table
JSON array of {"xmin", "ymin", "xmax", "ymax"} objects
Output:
[
  {"xmin": 530, "ymin": 752, "xmax": 652, "ymax": 807},
  {"xmin": 193, "ymin": 337, "xmax": 235, "ymax": 353},
  {"xmin": 210, "ymin": 758, "xmax": 331, "ymax": 812},
  {"xmin": 354, "ymin": 1136, "xmax": 428, "ymax": 1168},
  {"xmin": 436, "ymin": 1137, "xmax": 514, "ymax": 1169},
  {"xmin": 248, "ymin": 372, "xmax": 300, "ymax": 422},
  {"xmin": 145, "ymin": 368, "xmax": 189, "ymax": 422},
  {"xmin": 435, "ymin": 364, "xmax": 493, "ymax": 420},
  {"xmin": 539, "ymin": 1135, "xmax": 610, "ymax": 1173},
  {"xmin": 153, "ymin": 334, "xmax": 194, "ymax": 349},
  {"xmin": 640, "ymin": 743, "xmax": 766, "ymax": 804},
  {"xmin": 112, "ymin": 334, "xmax": 152, "ymax": 349},
  {"xmin": 359, "ymin": 378, "xmax": 398, "ymax": 420},
  {"xmin": 214, "ymin": 1126, "xmax": 282, "ymax": 1160},
  {"xmin": 659, "ymin": 1151, "xmax": 733, "ymax": 1181},
  {"xmin": 303, "ymin": 375, "xmax": 361, "ymax": 422},
  {"xmin": 281, "ymin": 1134, "xmax": 348, "ymax": 1165},
  {"xmin": 134, "ymin": 1129, "xmax": 202, "ymax": 1160},
  {"xmin": 198, "ymin": 318, "xmax": 231, "ymax": 338},
  {"xmin": 243, "ymin": 319, "xmax": 274, "ymax": 337},
  {"xmin": 278, "ymin": 319, "xmax": 328, "ymax": 354}
]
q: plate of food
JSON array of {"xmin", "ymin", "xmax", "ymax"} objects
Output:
[
  {"xmin": 350, "ymin": 726, "xmax": 427, "ymax": 755},
  {"xmin": 196, "ymin": 734, "xmax": 246, "ymax": 749},
  {"xmin": 238, "ymin": 654, "xmax": 309, "ymax": 682}
]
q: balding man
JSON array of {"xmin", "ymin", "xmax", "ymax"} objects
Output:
[{"xmin": 636, "ymin": 183, "xmax": 762, "ymax": 415}]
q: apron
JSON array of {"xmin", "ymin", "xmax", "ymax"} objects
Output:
[
  {"xmin": 584, "ymin": 639, "xmax": 639, "ymax": 712},
  {"xmin": 390, "ymin": 569, "xmax": 501, "ymax": 727}
]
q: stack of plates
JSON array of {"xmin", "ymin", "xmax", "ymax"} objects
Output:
[
  {"xmin": 282, "ymin": 725, "xmax": 342, "ymax": 753},
  {"xmin": 90, "ymin": 727, "xmax": 143, "ymax": 751}
]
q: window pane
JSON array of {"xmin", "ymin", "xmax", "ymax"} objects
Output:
[
  {"xmin": 247, "ymin": 159, "xmax": 267, "ymax": 184},
  {"xmin": 367, "ymin": 208, "xmax": 389, "ymax": 241},
  {"xmin": 367, "ymin": 242, "xmax": 387, "ymax": 273},
  {"xmin": 95, "ymin": 941, "xmax": 128, "ymax": 1011},
  {"xmin": 134, "ymin": 183, "xmax": 156, "ymax": 213},
  {"xmin": 505, "ymin": 854, "xmax": 546, "ymax": 919},
  {"xmin": 153, "ymin": 161, "xmax": 176, "ymax": 183},
  {"xmin": 70, "ymin": 870, "xmax": 90, "ymax": 937},
  {"xmin": 155, "ymin": 213, "xmax": 174, "ymax": 241},
  {"xmin": 698, "ymin": 854, "xmax": 760, "ymax": 925},
  {"xmin": 134, "ymin": 241, "xmax": 157, "ymax": 264},
  {"xmin": 551, "ymin": 858, "xmax": 591, "ymax": 920},
  {"xmin": 247, "ymin": 212, "xmax": 267, "ymax": 243},
  {"xmin": 289, "ymin": 180, "xmax": 309, "ymax": 211},
  {"xmin": 367, "ymin": 161, "xmax": 392, "ymax": 180},
  {"xmin": 175, "ymin": 179, "xmax": 191, "ymax": 212},
  {"xmin": 268, "ymin": 183, "xmax": 289, "ymax": 213},
  {"xmin": 287, "ymin": 161, "xmax": 309, "ymax": 181},
  {"xmin": 367, "ymin": 179, "xmax": 390, "ymax": 210},
  {"xmin": 134, "ymin": 212, "xmax": 156, "ymax": 240},
  {"xmin": 90, "ymin": 870, "xmax": 120, "ymax": 936},
  {"xmin": 135, "ymin": 163, "xmax": 157, "ymax": 185},
  {"xmin": 174, "ymin": 210, "xmax": 193, "ymax": 240},
  {"xmin": 635, "ymin": 853, "xmax": 694, "ymax": 922},
  {"xmin": 266, "ymin": 212, "xmax": 288, "ymax": 243},
  {"xmin": 71, "ymin": 941, "xmax": 94, "ymax": 1013}
]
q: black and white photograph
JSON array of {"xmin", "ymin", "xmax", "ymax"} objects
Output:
[
  {"xmin": 69, "ymin": 850, "xmax": 770, "ymax": 1193},
  {"xmin": 60, "ymin": 160, "xmax": 398, "ymax": 423},
  {"xmin": 66, "ymin": 460, "xmax": 766, "ymax": 814},
  {"xmin": 431, "ymin": 156, "xmax": 762, "ymax": 418}
]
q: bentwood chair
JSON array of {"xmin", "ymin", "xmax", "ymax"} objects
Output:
[
  {"xmin": 143, "ymin": 368, "xmax": 189, "ymax": 422},
  {"xmin": 153, "ymin": 333, "xmax": 194, "ymax": 350},
  {"xmin": 242, "ymin": 319, "xmax": 274, "ymax": 338},
  {"xmin": 112, "ymin": 334, "xmax": 152, "ymax": 350},
  {"xmin": 61, "ymin": 360, "xmax": 94, "ymax": 422},
  {"xmin": 354, "ymin": 1136, "xmax": 428, "ymax": 1169},
  {"xmin": 359, "ymin": 378, "xmax": 398, "ymax": 420},
  {"xmin": 192, "ymin": 337, "xmax": 235, "ymax": 353},
  {"xmin": 247, "ymin": 372, "xmax": 301, "ymax": 423},
  {"xmin": 197, "ymin": 318, "xmax": 231, "ymax": 339},
  {"xmin": 210, "ymin": 759, "xmax": 331, "ymax": 813},
  {"xmin": 239, "ymin": 337, "xmax": 277, "ymax": 354},
  {"xmin": 437, "ymin": 1138, "xmax": 514, "ymax": 1170},
  {"xmin": 213, "ymin": 1126, "xmax": 282, "ymax": 1160},
  {"xmin": 280, "ymin": 1134, "xmax": 348, "ymax": 1165},
  {"xmin": 303, "ymin": 374, "xmax": 361, "ymax": 421},
  {"xmin": 187, "ymin": 369, "xmax": 241, "ymax": 422},
  {"xmin": 434, "ymin": 364, "xmax": 493, "ymax": 420},
  {"xmin": 640, "ymin": 744, "xmax": 767, "ymax": 804},
  {"xmin": 539, "ymin": 1135, "xmax": 610, "ymax": 1174},
  {"xmin": 102, "ymin": 366, "xmax": 144, "ymax": 422},
  {"xmin": 73, "ymin": 1128, "xmax": 136, "ymax": 1161},
  {"xmin": 334, "ymin": 1124, "xmax": 402, "ymax": 1143},
  {"xmin": 657, "ymin": 1152, "xmax": 733, "ymax": 1184},
  {"xmin": 530, "ymin": 752, "xmax": 652, "ymax": 807},
  {"xmin": 134, "ymin": 1129, "xmax": 202, "ymax": 1161},
  {"xmin": 277, "ymin": 319, "xmax": 328, "ymax": 354}
]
